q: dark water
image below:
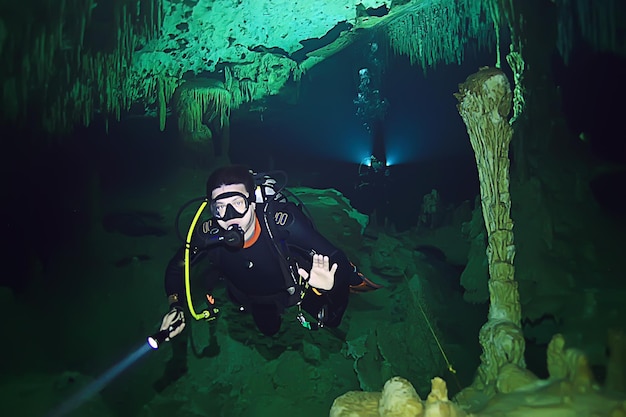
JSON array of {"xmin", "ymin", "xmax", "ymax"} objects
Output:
[{"xmin": 3, "ymin": 23, "xmax": 626, "ymax": 416}]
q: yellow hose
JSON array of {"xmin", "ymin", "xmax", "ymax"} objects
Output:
[{"xmin": 184, "ymin": 200, "xmax": 218, "ymax": 321}]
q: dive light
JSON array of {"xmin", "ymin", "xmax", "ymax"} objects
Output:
[{"xmin": 147, "ymin": 317, "xmax": 183, "ymax": 350}]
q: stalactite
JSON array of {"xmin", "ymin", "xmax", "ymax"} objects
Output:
[
  {"xmin": 487, "ymin": 0, "xmax": 501, "ymax": 69},
  {"xmin": 158, "ymin": 76, "xmax": 166, "ymax": 131},
  {"xmin": 176, "ymin": 81, "xmax": 232, "ymax": 134},
  {"xmin": 556, "ymin": 0, "xmax": 625, "ymax": 64},
  {"xmin": 3, "ymin": 77, "xmax": 18, "ymax": 121},
  {"xmin": 385, "ymin": 0, "xmax": 495, "ymax": 73},
  {"xmin": 499, "ymin": 0, "xmax": 526, "ymax": 124}
]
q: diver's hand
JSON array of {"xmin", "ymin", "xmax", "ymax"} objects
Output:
[
  {"xmin": 160, "ymin": 307, "xmax": 186, "ymax": 341},
  {"xmin": 298, "ymin": 254, "xmax": 337, "ymax": 291}
]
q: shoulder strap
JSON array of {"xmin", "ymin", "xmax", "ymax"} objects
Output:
[{"xmin": 260, "ymin": 201, "xmax": 303, "ymax": 303}]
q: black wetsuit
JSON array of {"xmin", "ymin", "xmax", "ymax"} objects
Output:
[{"xmin": 164, "ymin": 200, "xmax": 359, "ymax": 336}]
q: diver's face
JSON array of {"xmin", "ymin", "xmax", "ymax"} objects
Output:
[{"xmin": 211, "ymin": 183, "xmax": 256, "ymax": 235}]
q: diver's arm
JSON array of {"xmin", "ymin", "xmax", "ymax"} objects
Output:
[
  {"xmin": 281, "ymin": 203, "xmax": 356, "ymax": 289},
  {"xmin": 164, "ymin": 246, "xmax": 188, "ymax": 309}
]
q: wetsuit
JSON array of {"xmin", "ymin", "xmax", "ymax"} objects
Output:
[{"xmin": 164, "ymin": 199, "xmax": 359, "ymax": 336}]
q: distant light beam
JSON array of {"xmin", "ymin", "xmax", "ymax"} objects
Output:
[{"xmin": 45, "ymin": 343, "xmax": 153, "ymax": 417}]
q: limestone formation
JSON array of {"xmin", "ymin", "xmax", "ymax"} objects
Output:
[
  {"xmin": 378, "ymin": 377, "xmax": 423, "ymax": 417},
  {"xmin": 455, "ymin": 67, "xmax": 525, "ymax": 390},
  {"xmin": 331, "ymin": 376, "xmax": 468, "ymax": 417}
]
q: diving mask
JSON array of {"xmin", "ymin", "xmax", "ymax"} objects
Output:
[{"xmin": 210, "ymin": 191, "xmax": 251, "ymax": 221}]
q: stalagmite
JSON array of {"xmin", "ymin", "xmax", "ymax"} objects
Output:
[{"xmin": 454, "ymin": 67, "xmax": 525, "ymax": 391}]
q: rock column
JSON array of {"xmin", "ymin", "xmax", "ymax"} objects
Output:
[{"xmin": 455, "ymin": 67, "xmax": 525, "ymax": 391}]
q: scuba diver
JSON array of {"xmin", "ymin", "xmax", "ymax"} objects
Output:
[
  {"xmin": 156, "ymin": 164, "xmax": 382, "ymax": 345},
  {"xmin": 354, "ymin": 153, "xmax": 392, "ymax": 230},
  {"xmin": 357, "ymin": 154, "xmax": 389, "ymax": 190}
]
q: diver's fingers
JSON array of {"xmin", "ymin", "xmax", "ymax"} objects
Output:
[
  {"xmin": 166, "ymin": 322, "xmax": 186, "ymax": 341},
  {"xmin": 313, "ymin": 254, "xmax": 329, "ymax": 267}
]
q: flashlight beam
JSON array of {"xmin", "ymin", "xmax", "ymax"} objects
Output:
[{"xmin": 45, "ymin": 343, "xmax": 153, "ymax": 417}]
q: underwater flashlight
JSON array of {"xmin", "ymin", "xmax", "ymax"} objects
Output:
[{"xmin": 147, "ymin": 317, "xmax": 183, "ymax": 350}]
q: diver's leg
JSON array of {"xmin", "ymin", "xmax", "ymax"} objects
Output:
[
  {"xmin": 250, "ymin": 303, "xmax": 282, "ymax": 336},
  {"xmin": 302, "ymin": 285, "xmax": 349, "ymax": 328}
]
